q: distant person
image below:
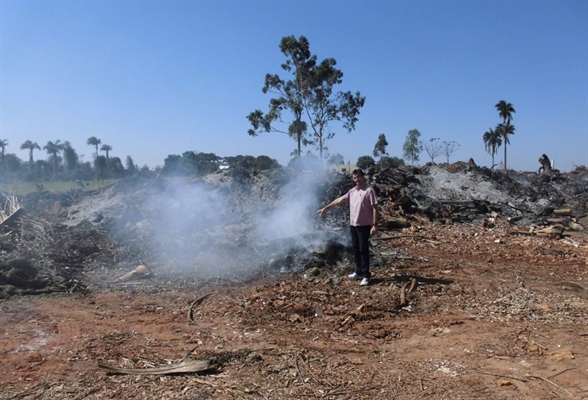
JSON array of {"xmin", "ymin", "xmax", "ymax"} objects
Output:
[{"xmin": 316, "ymin": 168, "xmax": 378, "ymax": 286}]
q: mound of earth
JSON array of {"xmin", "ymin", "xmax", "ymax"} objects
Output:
[{"xmin": 0, "ymin": 163, "xmax": 587, "ymax": 399}]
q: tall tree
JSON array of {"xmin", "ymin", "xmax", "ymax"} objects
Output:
[
  {"xmin": 483, "ymin": 127, "xmax": 502, "ymax": 169},
  {"xmin": 0, "ymin": 139, "xmax": 8, "ymax": 157},
  {"xmin": 0, "ymin": 139, "xmax": 8, "ymax": 176},
  {"xmin": 43, "ymin": 140, "xmax": 65, "ymax": 180},
  {"xmin": 495, "ymin": 100, "xmax": 515, "ymax": 170},
  {"xmin": 305, "ymin": 52, "xmax": 365, "ymax": 159},
  {"xmin": 87, "ymin": 136, "xmax": 102, "ymax": 158},
  {"xmin": 423, "ymin": 138, "xmax": 442, "ymax": 163},
  {"xmin": 356, "ymin": 155, "xmax": 375, "ymax": 170},
  {"xmin": 441, "ymin": 141, "xmax": 460, "ymax": 164},
  {"xmin": 373, "ymin": 134, "xmax": 389, "ymax": 159},
  {"xmin": 126, "ymin": 156, "xmax": 137, "ymax": 173},
  {"xmin": 328, "ymin": 153, "xmax": 345, "ymax": 166},
  {"xmin": 101, "ymin": 144, "xmax": 112, "ymax": 159},
  {"xmin": 94, "ymin": 155, "xmax": 107, "ymax": 179},
  {"xmin": 495, "ymin": 122, "xmax": 515, "ymax": 169},
  {"xmin": 403, "ymin": 129, "xmax": 422, "ymax": 165},
  {"xmin": 62, "ymin": 141, "xmax": 79, "ymax": 171},
  {"xmin": 20, "ymin": 140, "xmax": 41, "ymax": 164},
  {"xmin": 248, "ymin": 35, "xmax": 364, "ymax": 160}
]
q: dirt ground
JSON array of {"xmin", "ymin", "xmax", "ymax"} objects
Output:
[
  {"xmin": 1, "ymin": 165, "xmax": 588, "ymax": 399},
  {"xmin": 1, "ymin": 222, "xmax": 587, "ymax": 399}
]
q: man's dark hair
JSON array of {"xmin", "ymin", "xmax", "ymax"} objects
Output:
[{"xmin": 352, "ymin": 168, "xmax": 365, "ymax": 177}]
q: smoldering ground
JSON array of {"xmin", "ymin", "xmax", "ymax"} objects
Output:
[
  {"xmin": 108, "ymin": 167, "xmax": 353, "ymax": 281},
  {"xmin": 2, "ymin": 163, "xmax": 358, "ymax": 295}
]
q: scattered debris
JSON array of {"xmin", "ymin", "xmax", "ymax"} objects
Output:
[
  {"xmin": 1, "ymin": 161, "xmax": 588, "ymax": 398},
  {"xmin": 188, "ymin": 293, "xmax": 213, "ymax": 325},
  {"xmin": 113, "ymin": 264, "xmax": 152, "ymax": 283},
  {"xmin": 99, "ymin": 347, "xmax": 212, "ymax": 375}
]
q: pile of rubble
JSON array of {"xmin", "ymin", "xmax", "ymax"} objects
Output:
[{"xmin": 1, "ymin": 160, "xmax": 587, "ymax": 297}]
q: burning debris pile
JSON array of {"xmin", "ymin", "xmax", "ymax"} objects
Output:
[{"xmin": 1, "ymin": 160, "xmax": 587, "ymax": 298}]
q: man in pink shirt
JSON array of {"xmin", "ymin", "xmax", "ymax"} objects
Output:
[{"xmin": 316, "ymin": 169, "xmax": 378, "ymax": 286}]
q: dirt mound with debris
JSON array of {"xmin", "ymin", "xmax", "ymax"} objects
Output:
[{"xmin": 1, "ymin": 164, "xmax": 587, "ymax": 399}]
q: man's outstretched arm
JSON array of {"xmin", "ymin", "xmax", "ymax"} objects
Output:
[{"xmin": 316, "ymin": 197, "xmax": 343, "ymax": 217}]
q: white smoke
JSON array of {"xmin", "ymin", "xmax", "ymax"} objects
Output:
[{"xmin": 141, "ymin": 166, "xmax": 336, "ymax": 278}]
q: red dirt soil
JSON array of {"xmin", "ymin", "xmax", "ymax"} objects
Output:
[{"xmin": 1, "ymin": 220, "xmax": 587, "ymax": 399}]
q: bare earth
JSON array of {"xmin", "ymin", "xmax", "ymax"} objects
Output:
[{"xmin": 1, "ymin": 221, "xmax": 587, "ymax": 399}]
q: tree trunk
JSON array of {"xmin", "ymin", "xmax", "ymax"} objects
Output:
[{"xmin": 503, "ymin": 141, "xmax": 507, "ymax": 170}]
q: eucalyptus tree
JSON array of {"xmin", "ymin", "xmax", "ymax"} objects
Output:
[
  {"xmin": 87, "ymin": 136, "xmax": 101, "ymax": 158},
  {"xmin": 495, "ymin": 100, "xmax": 516, "ymax": 170},
  {"xmin": 248, "ymin": 35, "xmax": 365, "ymax": 160},
  {"xmin": 373, "ymin": 134, "xmax": 389, "ymax": 159},
  {"xmin": 483, "ymin": 128, "xmax": 502, "ymax": 169},
  {"xmin": 402, "ymin": 129, "xmax": 422, "ymax": 165},
  {"xmin": 44, "ymin": 140, "xmax": 65, "ymax": 180},
  {"xmin": 101, "ymin": 144, "xmax": 112, "ymax": 159},
  {"xmin": 305, "ymin": 49, "xmax": 365, "ymax": 159},
  {"xmin": 20, "ymin": 140, "xmax": 41, "ymax": 164}
]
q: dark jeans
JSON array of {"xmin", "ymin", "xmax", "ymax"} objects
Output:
[{"xmin": 349, "ymin": 225, "xmax": 371, "ymax": 278}]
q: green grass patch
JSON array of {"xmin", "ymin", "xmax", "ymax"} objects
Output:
[{"xmin": 0, "ymin": 179, "xmax": 119, "ymax": 197}]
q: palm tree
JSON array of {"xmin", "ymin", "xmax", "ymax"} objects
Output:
[
  {"xmin": 495, "ymin": 100, "xmax": 516, "ymax": 170},
  {"xmin": 20, "ymin": 140, "xmax": 41, "ymax": 164},
  {"xmin": 87, "ymin": 136, "xmax": 101, "ymax": 158},
  {"xmin": 43, "ymin": 140, "xmax": 65, "ymax": 180},
  {"xmin": 0, "ymin": 139, "xmax": 7, "ymax": 176},
  {"xmin": 495, "ymin": 123, "xmax": 515, "ymax": 168},
  {"xmin": 100, "ymin": 144, "xmax": 112, "ymax": 159},
  {"xmin": 0, "ymin": 139, "xmax": 8, "ymax": 157},
  {"xmin": 483, "ymin": 128, "xmax": 502, "ymax": 169}
]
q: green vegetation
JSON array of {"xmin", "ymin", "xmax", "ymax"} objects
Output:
[
  {"xmin": 1, "ymin": 131, "xmax": 284, "ymax": 197},
  {"xmin": 0, "ymin": 179, "xmax": 118, "ymax": 197},
  {"xmin": 403, "ymin": 129, "xmax": 423, "ymax": 165},
  {"xmin": 377, "ymin": 156, "xmax": 404, "ymax": 170},
  {"xmin": 483, "ymin": 127, "xmax": 502, "ymax": 169},
  {"xmin": 373, "ymin": 134, "xmax": 388, "ymax": 160},
  {"xmin": 356, "ymin": 155, "xmax": 375, "ymax": 170}
]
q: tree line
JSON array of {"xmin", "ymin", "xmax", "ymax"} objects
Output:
[
  {"xmin": 248, "ymin": 35, "xmax": 517, "ymax": 172},
  {"xmin": 0, "ymin": 136, "xmax": 141, "ymax": 183},
  {"xmin": 358, "ymin": 100, "xmax": 514, "ymax": 170},
  {"xmin": 2, "ymin": 33, "xmax": 517, "ymax": 183}
]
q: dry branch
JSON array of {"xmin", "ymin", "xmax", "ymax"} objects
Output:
[
  {"xmin": 188, "ymin": 293, "xmax": 213, "ymax": 324},
  {"xmin": 98, "ymin": 359, "xmax": 211, "ymax": 375},
  {"xmin": 526, "ymin": 374, "xmax": 575, "ymax": 398},
  {"xmin": 372, "ymin": 235, "xmax": 426, "ymax": 241},
  {"xmin": 400, "ymin": 281, "xmax": 410, "ymax": 307}
]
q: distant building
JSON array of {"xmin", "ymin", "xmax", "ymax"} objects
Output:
[{"xmin": 328, "ymin": 163, "xmax": 357, "ymax": 174}]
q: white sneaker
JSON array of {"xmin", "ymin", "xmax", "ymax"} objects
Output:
[
  {"xmin": 360, "ymin": 277, "xmax": 370, "ymax": 286},
  {"xmin": 348, "ymin": 272, "xmax": 359, "ymax": 280}
]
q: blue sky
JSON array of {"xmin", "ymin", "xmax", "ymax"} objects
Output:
[{"xmin": 1, "ymin": 1, "xmax": 586, "ymax": 172}]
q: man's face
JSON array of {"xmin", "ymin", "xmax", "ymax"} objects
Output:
[{"xmin": 353, "ymin": 173, "xmax": 365, "ymax": 187}]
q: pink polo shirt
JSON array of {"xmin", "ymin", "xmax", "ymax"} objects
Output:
[{"xmin": 339, "ymin": 183, "xmax": 377, "ymax": 226}]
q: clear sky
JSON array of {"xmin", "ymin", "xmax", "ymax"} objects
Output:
[{"xmin": 1, "ymin": 1, "xmax": 587, "ymax": 172}]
